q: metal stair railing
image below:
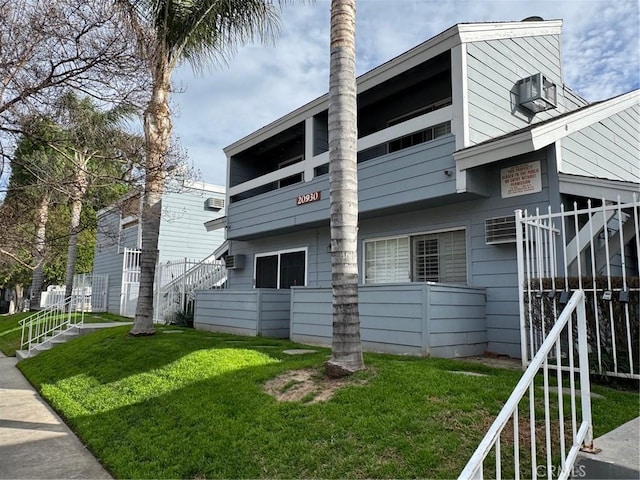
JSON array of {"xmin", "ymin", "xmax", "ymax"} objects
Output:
[
  {"xmin": 459, "ymin": 290, "xmax": 593, "ymax": 480},
  {"xmin": 20, "ymin": 296, "xmax": 85, "ymax": 354},
  {"xmin": 154, "ymin": 259, "xmax": 227, "ymax": 323}
]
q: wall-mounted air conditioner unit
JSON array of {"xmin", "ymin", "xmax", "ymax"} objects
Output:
[
  {"xmin": 206, "ymin": 197, "xmax": 225, "ymax": 210},
  {"xmin": 517, "ymin": 73, "xmax": 557, "ymax": 113},
  {"xmin": 224, "ymin": 254, "xmax": 245, "ymax": 270},
  {"xmin": 486, "ymin": 215, "xmax": 517, "ymax": 245}
]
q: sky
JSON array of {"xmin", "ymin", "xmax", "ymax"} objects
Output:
[{"xmin": 170, "ymin": 0, "xmax": 639, "ymax": 188}]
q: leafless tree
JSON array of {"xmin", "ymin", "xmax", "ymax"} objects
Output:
[{"xmin": 0, "ymin": 0, "xmax": 147, "ymax": 179}]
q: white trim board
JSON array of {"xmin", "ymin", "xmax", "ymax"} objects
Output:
[{"xmin": 558, "ymin": 174, "xmax": 640, "ymax": 204}]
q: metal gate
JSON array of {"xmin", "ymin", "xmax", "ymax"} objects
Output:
[
  {"xmin": 516, "ymin": 196, "xmax": 639, "ymax": 379},
  {"xmin": 121, "ymin": 248, "xmax": 141, "ymax": 317}
]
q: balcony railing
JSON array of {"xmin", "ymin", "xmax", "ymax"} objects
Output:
[{"xmin": 229, "ymin": 105, "xmax": 453, "ymax": 200}]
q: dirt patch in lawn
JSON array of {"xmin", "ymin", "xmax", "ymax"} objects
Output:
[{"xmin": 264, "ymin": 368, "xmax": 369, "ymax": 403}]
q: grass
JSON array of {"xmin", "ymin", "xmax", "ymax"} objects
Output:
[
  {"xmin": 17, "ymin": 326, "xmax": 639, "ymax": 479},
  {"xmin": 0, "ymin": 311, "xmax": 131, "ymax": 356}
]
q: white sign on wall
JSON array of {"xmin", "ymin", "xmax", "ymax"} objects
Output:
[{"xmin": 500, "ymin": 161, "xmax": 542, "ymax": 198}]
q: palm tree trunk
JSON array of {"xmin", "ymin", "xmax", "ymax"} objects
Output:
[
  {"xmin": 325, "ymin": 0, "xmax": 364, "ymax": 378},
  {"xmin": 130, "ymin": 62, "xmax": 172, "ymax": 336},
  {"xmin": 64, "ymin": 154, "xmax": 89, "ymax": 302},
  {"xmin": 29, "ymin": 192, "xmax": 50, "ymax": 310}
]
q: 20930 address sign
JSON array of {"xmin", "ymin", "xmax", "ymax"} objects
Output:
[{"xmin": 296, "ymin": 191, "xmax": 321, "ymax": 205}]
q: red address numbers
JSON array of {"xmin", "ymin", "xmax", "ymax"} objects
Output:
[{"xmin": 296, "ymin": 191, "xmax": 321, "ymax": 205}]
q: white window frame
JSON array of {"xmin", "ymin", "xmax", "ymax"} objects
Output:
[
  {"xmin": 253, "ymin": 247, "xmax": 308, "ymax": 289},
  {"xmin": 362, "ymin": 227, "xmax": 468, "ymax": 285},
  {"xmin": 362, "ymin": 235, "xmax": 410, "ymax": 284}
]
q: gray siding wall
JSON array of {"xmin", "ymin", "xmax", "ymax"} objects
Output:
[
  {"xmin": 290, "ymin": 284, "xmax": 485, "ymax": 357},
  {"xmin": 227, "ymin": 135, "xmax": 456, "ymax": 240},
  {"xmin": 194, "ymin": 289, "xmax": 290, "ymax": 338},
  {"xmin": 93, "ymin": 208, "xmax": 125, "ymax": 315},
  {"xmin": 428, "ymin": 284, "xmax": 486, "ymax": 358},
  {"xmin": 561, "ymin": 105, "xmax": 640, "ymax": 183},
  {"xmin": 228, "ymin": 148, "xmax": 555, "ymax": 357},
  {"xmin": 466, "ymin": 35, "xmax": 569, "ymax": 145},
  {"xmin": 158, "ymin": 187, "xmax": 226, "ymax": 263}
]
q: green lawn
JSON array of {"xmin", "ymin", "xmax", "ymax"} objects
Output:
[
  {"xmin": 0, "ymin": 311, "xmax": 131, "ymax": 356},
  {"xmin": 17, "ymin": 325, "xmax": 639, "ymax": 479}
]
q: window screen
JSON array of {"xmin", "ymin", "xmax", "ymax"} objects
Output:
[{"xmin": 413, "ymin": 230, "xmax": 466, "ymax": 284}]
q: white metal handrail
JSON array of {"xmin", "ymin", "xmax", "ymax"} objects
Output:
[
  {"xmin": 153, "ymin": 259, "xmax": 227, "ymax": 323},
  {"xmin": 459, "ymin": 290, "xmax": 593, "ymax": 480},
  {"xmin": 20, "ymin": 296, "xmax": 85, "ymax": 354}
]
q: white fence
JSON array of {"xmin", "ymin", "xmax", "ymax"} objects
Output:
[
  {"xmin": 117, "ymin": 249, "xmax": 227, "ymax": 322},
  {"xmin": 459, "ymin": 290, "xmax": 594, "ymax": 480},
  {"xmin": 39, "ymin": 274, "xmax": 108, "ymax": 312},
  {"xmin": 516, "ymin": 197, "xmax": 639, "ymax": 379}
]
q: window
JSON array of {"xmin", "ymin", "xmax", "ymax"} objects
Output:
[
  {"xmin": 364, "ymin": 229, "xmax": 466, "ymax": 285},
  {"xmin": 255, "ymin": 249, "xmax": 306, "ymax": 288},
  {"xmin": 387, "ymin": 121, "xmax": 451, "ymax": 154},
  {"xmin": 364, "ymin": 237, "xmax": 410, "ymax": 283},
  {"xmin": 413, "ymin": 230, "xmax": 466, "ymax": 283}
]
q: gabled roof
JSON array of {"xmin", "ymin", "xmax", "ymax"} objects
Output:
[{"xmin": 454, "ymin": 89, "xmax": 639, "ymax": 170}]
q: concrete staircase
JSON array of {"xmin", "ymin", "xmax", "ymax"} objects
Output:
[
  {"xmin": 575, "ymin": 417, "xmax": 640, "ymax": 479},
  {"xmin": 16, "ymin": 322, "xmax": 131, "ymax": 360}
]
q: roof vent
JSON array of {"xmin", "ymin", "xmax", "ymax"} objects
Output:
[
  {"xmin": 522, "ymin": 16, "xmax": 544, "ymax": 22},
  {"xmin": 517, "ymin": 73, "xmax": 557, "ymax": 113},
  {"xmin": 206, "ymin": 197, "xmax": 225, "ymax": 210},
  {"xmin": 486, "ymin": 215, "xmax": 517, "ymax": 245}
]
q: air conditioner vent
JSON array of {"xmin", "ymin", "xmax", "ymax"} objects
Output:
[
  {"xmin": 517, "ymin": 73, "xmax": 557, "ymax": 113},
  {"xmin": 223, "ymin": 254, "xmax": 245, "ymax": 270},
  {"xmin": 206, "ymin": 197, "xmax": 225, "ymax": 210},
  {"xmin": 486, "ymin": 215, "xmax": 517, "ymax": 244}
]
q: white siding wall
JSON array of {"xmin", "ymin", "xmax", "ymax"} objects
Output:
[{"xmin": 158, "ymin": 186, "xmax": 226, "ymax": 263}]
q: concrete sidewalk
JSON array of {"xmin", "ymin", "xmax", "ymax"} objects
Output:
[{"xmin": 0, "ymin": 352, "xmax": 112, "ymax": 479}]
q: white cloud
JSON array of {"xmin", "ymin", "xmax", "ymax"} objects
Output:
[{"xmin": 171, "ymin": 0, "xmax": 639, "ymax": 186}]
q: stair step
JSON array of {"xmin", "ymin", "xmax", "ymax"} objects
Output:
[
  {"xmin": 15, "ymin": 350, "xmax": 31, "ymax": 360},
  {"xmin": 576, "ymin": 417, "xmax": 640, "ymax": 479}
]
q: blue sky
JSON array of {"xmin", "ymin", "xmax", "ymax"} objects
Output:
[{"xmin": 171, "ymin": 0, "xmax": 639, "ymax": 187}]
